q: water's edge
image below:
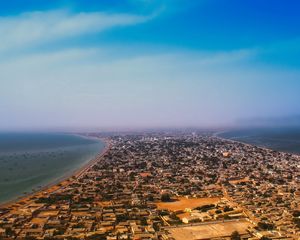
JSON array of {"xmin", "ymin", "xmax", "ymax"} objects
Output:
[
  {"xmin": 215, "ymin": 128, "xmax": 300, "ymax": 156},
  {"xmin": 0, "ymin": 134, "xmax": 107, "ymax": 206}
]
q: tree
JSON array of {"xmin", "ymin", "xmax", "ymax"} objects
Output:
[
  {"xmin": 257, "ymin": 221, "xmax": 275, "ymax": 230},
  {"xmin": 231, "ymin": 231, "xmax": 241, "ymax": 240},
  {"xmin": 260, "ymin": 237, "xmax": 272, "ymax": 240},
  {"xmin": 161, "ymin": 193, "xmax": 171, "ymax": 202},
  {"xmin": 148, "ymin": 195, "xmax": 154, "ymax": 201},
  {"xmin": 293, "ymin": 217, "xmax": 300, "ymax": 228},
  {"xmin": 5, "ymin": 227, "xmax": 14, "ymax": 237},
  {"xmin": 141, "ymin": 217, "xmax": 148, "ymax": 226},
  {"xmin": 224, "ymin": 206, "xmax": 234, "ymax": 212}
]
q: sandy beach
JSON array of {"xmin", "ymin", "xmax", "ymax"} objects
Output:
[{"xmin": 0, "ymin": 136, "xmax": 110, "ymax": 208}]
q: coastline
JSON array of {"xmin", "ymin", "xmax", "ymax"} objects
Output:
[
  {"xmin": 0, "ymin": 136, "xmax": 111, "ymax": 208},
  {"xmin": 2, "ymin": 130, "xmax": 299, "ymax": 208},
  {"xmin": 214, "ymin": 130, "xmax": 300, "ymax": 158}
]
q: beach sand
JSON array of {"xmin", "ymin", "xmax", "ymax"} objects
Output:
[{"xmin": 0, "ymin": 137, "xmax": 110, "ymax": 208}]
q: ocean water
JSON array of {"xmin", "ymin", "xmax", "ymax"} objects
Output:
[
  {"xmin": 219, "ymin": 127, "xmax": 300, "ymax": 154},
  {"xmin": 0, "ymin": 133, "xmax": 104, "ymax": 204}
]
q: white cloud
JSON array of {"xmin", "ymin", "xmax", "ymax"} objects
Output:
[
  {"xmin": 2, "ymin": 45, "xmax": 299, "ymax": 131},
  {"xmin": 0, "ymin": 7, "xmax": 299, "ymax": 131},
  {"xmin": 0, "ymin": 10, "xmax": 150, "ymax": 53}
]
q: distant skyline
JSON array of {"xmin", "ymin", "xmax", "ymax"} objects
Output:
[{"xmin": 1, "ymin": 0, "xmax": 300, "ymax": 131}]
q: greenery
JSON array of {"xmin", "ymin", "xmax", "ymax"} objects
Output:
[
  {"xmin": 293, "ymin": 210, "xmax": 300, "ymax": 217},
  {"xmin": 260, "ymin": 237, "xmax": 272, "ymax": 240},
  {"xmin": 141, "ymin": 217, "xmax": 148, "ymax": 226},
  {"xmin": 36, "ymin": 194, "xmax": 72, "ymax": 204},
  {"xmin": 231, "ymin": 231, "xmax": 241, "ymax": 240},
  {"xmin": 5, "ymin": 227, "xmax": 15, "ymax": 237},
  {"xmin": 224, "ymin": 206, "xmax": 234, "ymax": 212},
  {"xmin": 161, "ymin": 193, "xmax": 172, "ymax": 202},
  {"xmin": 257, "ymin": 221, "xmax": 275, "ymax": 230},
  {"xmin": 293, "ymin": 217, "xmax": 300, "ymax": 228},
  {"xmin": 195, "ymin": 204, "xmax": 215, "ymax": 212}
]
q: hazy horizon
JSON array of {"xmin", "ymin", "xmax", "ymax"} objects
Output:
[{"xmin": 1, "ymin": 0, "xmax": 300, "ymax": 132}]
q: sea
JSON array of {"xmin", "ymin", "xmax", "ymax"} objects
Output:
[
  {"xmin": 219, "ymin": 127, "xmax": 300, "ymax": 155},
  {"xmin": 0, "ymin": 133, "xmax": 105, "ymax": 204}
]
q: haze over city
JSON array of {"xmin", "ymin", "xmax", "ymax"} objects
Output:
[
  {"xmin": 2, "ymin": 2, "xmax": 300, "ymax": 240},
  {"xmin": 1, "ymin": 0, "xmax": 300, "ymax": 131}
]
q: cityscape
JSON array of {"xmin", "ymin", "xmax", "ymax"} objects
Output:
[
  {"xmin": 1, "ymin": 1, "xmax": 300, "ymax": 239},
  {"xmin": 1, "ymin": 131, "xmax": 299, "ymax": 239}
]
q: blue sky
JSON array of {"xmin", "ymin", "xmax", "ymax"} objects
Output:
[{"xmin": 1, "ymin": 0, "xmax": 300, "ymax": 131}]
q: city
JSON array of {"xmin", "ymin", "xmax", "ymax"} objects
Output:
[
  {"xmin": 1, "ymin": 1, "xmax": 300, "ymax": 240},
  {"xmin": 0, "ymin": 132, "xmax": 299, "ymax": 239}
]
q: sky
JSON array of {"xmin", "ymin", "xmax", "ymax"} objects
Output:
[{"xmin": 1, "ymin": 0, "xmax": 300, "ymax": 131}]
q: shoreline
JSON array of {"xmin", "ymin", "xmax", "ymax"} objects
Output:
[
  {"xmin": 2, "ymin": 130, "xmax": 299, "ymax": 208},
  {"xmin": 214, "ymin": 130, "xmax": 300, "ymax": 158},
  {"xmin": 0, "ymin": 135, "xmax": 111, "ymax": 208}
]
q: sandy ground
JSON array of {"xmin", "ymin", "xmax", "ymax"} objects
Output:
[
  {"xmin": 229, "ymin": 177, "xmax": 250, "ymax": 185},
  {"xmin": 156, "ymin": 197, "xmax": 220, "ymax": 212},
  {"xmin": 168, "ymin": 220, "xmax": 252, "ymax": 240}
]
